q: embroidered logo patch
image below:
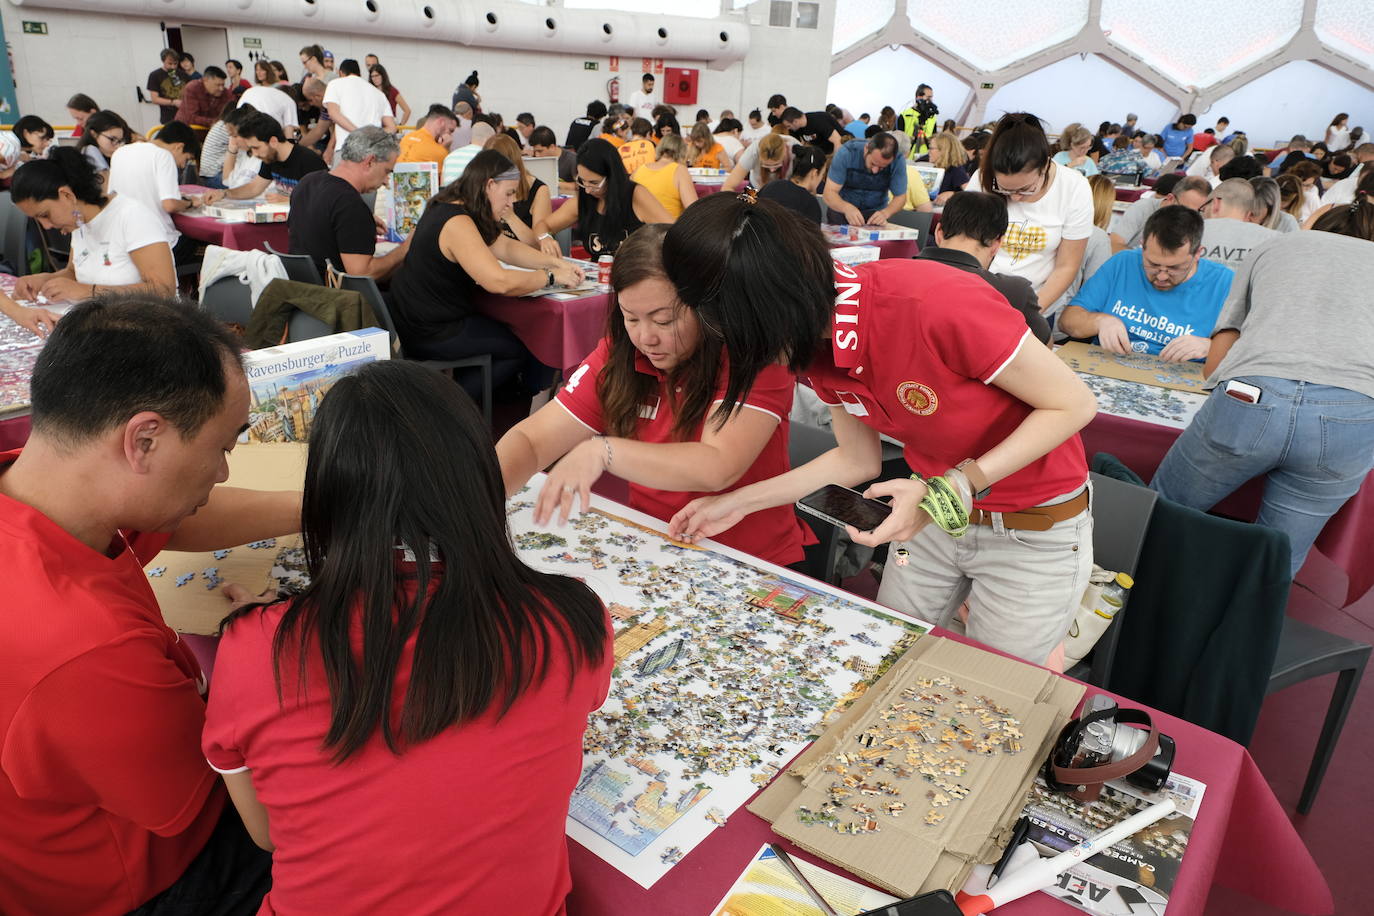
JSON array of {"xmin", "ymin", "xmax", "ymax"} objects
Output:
[{"xmin": 897, "ymin": 381, "xmax": 938, "ymax": 416}]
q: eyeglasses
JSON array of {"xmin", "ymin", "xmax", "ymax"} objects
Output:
[
  {"xmin": 1197, "ymin": 198, "xmax": 1215, "ymax": 214},
  {"xmin": 98, "ymin": 133, "xmax": 126, "ymax": 147},
  {"xmin": 1141, "ymin": 257, "xmax": 1195, "ymax": 279},
  {"xmin": 991, "ymin": 164, "xmax": 1049, "ymax": 198},
  {"xmin": 576, "ymin": 175, "xmax": 606, "ymax": 192}
]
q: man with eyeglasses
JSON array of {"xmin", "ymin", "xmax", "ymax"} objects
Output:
[
  {"xmin": 1059, "ymin": 206, "xmax": 1233, "ymax": 361},
  {"xmin": 1198, "ymin": 178, "xmax": 1277, "ymax": 271}
]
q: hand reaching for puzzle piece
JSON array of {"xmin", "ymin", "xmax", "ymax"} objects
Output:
[{"xmin": 221, "ymin": 582, "xmax": 281, "ymax": 610}]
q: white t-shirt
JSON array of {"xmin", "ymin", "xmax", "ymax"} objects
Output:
[
  {"xmin": 628, "ymin": 89, "xmax": 657, "ymax": 121},
  {"xmin": 227, "ymin": 152, "xmax": 265, "ymax": 190},
  {"xmin": 71, "ymin": 194, "xmax": 170, "ymax": 287},
  {"xmin": 715, "ymin": 133, "xmax": 744, "ymax": 162},
  {"xmin": 741, "ymin": 124, "xmax": 771, "ymax": 146},
  {"xmin": 1326, "ymin": 125, "xmax": 1351, "ymax": 152},
  {"xmin": 108, "ymin": 142, "xmax": 180, "ymax": 246},
  {"xmin": 971, "ymin": 162, "xmax": 1094, "ymax": 291},
  {"xmin": 0, "ymin": 132, "xmax": 21, "ymax": 171},
  {"xmin": 1324, "ymin": 163, "xmax": 1364, "ymax": 207},
  {"xmin": 322, "ymin": 75, "xmax": 392, "ymax": 151},
  {"xmin": 238, "ymin": 86, "xmax": 300, "ymax": 130}
]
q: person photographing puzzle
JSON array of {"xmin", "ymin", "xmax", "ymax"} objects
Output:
[{"xmin": 665, "ymin": 193, "xmax": 1099, "ymax": 666}]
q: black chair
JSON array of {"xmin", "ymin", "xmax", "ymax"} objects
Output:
[
  {"xmin": 285, "ymin": 309, "xmax": 333, "ymax": 342},
  {"xmin": 200, "ymin": 275, "xmax": 254, "ymax": 326},
  {"xmin": 264, "ymin": 242, "xmax": 324, "ymax": 285},
  {"xmin": 887, "ymin": 209, "xmax": 934, "ymax": 249},
  {"xmin": 332, "ymin": 268, "xmax": 493, "ymax": 425},
  {"xmin": 788, "ymin": 421, "xmax": 846, "ymax": 585},
  {"xmin": 1266, "ymin": 618, "xmax": 1370, "ymax": 814},
  {"xmin": 1067, "ymin": 473, "xmax": 1158, "ymax": 687}
]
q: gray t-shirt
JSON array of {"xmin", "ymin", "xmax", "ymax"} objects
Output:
[
  {"xmin": 1210, "ymin": 232, "xmax": 1374, "ymax": 398},
  {"xmin": 735, "ymin": 135, "xmax": 797, "ymax": 187},
  {"xmin": 1109, "ymin": 196, "xmax": 1160, "ymax": 248},
  {"xmin": 1200, "ymin": 218, "xmax": 1278, "ymax": 271}
]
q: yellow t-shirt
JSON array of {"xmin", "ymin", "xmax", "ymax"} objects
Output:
[
  {"xmin": 398, "ymin": 129, "xmax": 449, "ymax": 167},
  {"xmin": 632, "ymin": 161, "xmax": 686, "ymax": 217},
  {"xmin": 904, "ymin": 164, "xmax": 934, "ymax": 210}
]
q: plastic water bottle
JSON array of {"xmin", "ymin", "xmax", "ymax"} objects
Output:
[{"xmin": 1063, "ymin": 572, "xmax": 1134, "ymax": 666}]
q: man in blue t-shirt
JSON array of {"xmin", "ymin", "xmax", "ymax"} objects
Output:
[
  {"xmin": 1159, "ymin": 113, "xmax": 1196, "ymax": 158},
  {"xmin": 1059, "ymin": 206, "xmax": 1232, "ymax": 362},
  {"xmin": 822, "ymin": 133, "xmax": 908, "ymax": 226}
]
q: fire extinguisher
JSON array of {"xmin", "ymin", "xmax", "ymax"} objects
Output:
[{"xmin": 607, "ymin": 76, "xmax": 620, "ymax": 104}]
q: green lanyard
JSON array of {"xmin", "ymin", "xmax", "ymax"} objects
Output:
[{"xmin": 913, "ymin": 473, "xmax": 970, "ymax": 537}]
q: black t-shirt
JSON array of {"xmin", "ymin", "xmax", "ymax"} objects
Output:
[
  {"xmin": 512, "ymin": 177, "xmax": 547, "ymax": 229},
  {"xmin": 565, "ymin": 117, "xmax": 595, "ymax": 151},
  {"xmin": 757, "ymin": 179, "xmax": 822, "ymax": 224},
  {"xmin": 258, "ymin": 143, "xmax": 327, "ymax": 192},
  {"xmin": 286, "ymin": 171, "xmax": 376, "ymax": 277},
  {"xmin": 389, "ymin": 201, "xmax": 481, "ymax": 346},
  {"xmin": 938, "ymin": 163, "xmax": 970, "ymax": 197},
  {"xmin": 580, "ymin": 193, "xmax": 643, "ymax": 259},
  {"xmin": 791, "ymin": 111, "xmax": 843, "ymax": 153},
  {"xmin": 1089, "ymin": 136, "xmax": 1110, "ymax": 159},
  {"xmin": 146, "ymin": 67, "xmax": 186, "ymax": 124}
]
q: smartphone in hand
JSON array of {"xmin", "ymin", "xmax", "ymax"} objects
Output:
[{"xmin": 797, "ymin": 484, "xmax": 892, "ymax": 532}]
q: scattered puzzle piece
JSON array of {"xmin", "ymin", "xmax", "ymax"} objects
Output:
[{"xmin": 148, "ymin": 567, "xmax": 166, "ymax": 577}]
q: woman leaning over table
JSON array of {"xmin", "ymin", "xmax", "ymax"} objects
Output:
[
  {"xmin": 497, "ymin": 223, "xmax": 813, "ymax": 570},
  {"xmin": 0, "ymin": 148, "xmax": 173, "ymax": 336},
  {"xmin": 389, "ymin": 150, "xmax": 581, "ymax": 398},
  {"xmin": 970, "ymin": 112, "xmax": 1093, "ymax": 313},
  {"xmin": 533, "ymin": 138, "xmax": 673, "ymax": 260},
  {"xmin": 483, "ymin": 133, "xmax": 552, "ymax": 250}
]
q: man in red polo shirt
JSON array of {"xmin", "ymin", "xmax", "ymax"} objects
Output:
[
  {"xmin": 666, "ymin": 195, "xmax": 1099, "ymax": 665},
  {"xmin": 0, "ymin": 294, "xmax": 299, "ymax": 916}
]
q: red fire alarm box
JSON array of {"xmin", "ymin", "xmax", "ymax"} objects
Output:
[{"xmin": 664, "ymin": 67, "xmax": 698, "ymax": 105}]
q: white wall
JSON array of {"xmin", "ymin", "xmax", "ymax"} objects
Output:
[
  {"xmin": 1202, "ymin": 59, "xmax": 1374, "ymax": 149},
  {"xmin": 0, "ymin": 2, "xmax": 833, "ymax": 137},
  {"xmin": 981, "ymin": 54, "xmax": 1175, "ymax": 136},
  {"xmin": 828, "ymin": 46, "xmax": 971, "ymax": 125}
]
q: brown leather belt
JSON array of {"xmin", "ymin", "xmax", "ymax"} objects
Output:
[{"xmin": 967, "ymin": 489, "xmax": 1090, "ymax": 532}]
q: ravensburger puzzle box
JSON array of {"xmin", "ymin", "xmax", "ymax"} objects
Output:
[{"xmin": 749, "ymin": 636, "xmax": 1083, "ymax": 898}]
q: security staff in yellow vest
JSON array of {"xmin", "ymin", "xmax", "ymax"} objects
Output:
[{"xmin": 898, "ymin": 84, "xmax": 939, "ymax": 158}]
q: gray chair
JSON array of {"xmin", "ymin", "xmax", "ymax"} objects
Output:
[
  {"xmin": 554, "ymin": 226, "xmax": 572, "ymax": 257},
  {"xmin": 887, "ymin": 208, "xmax": 934, "ymax": 249},
  {"xmin": 264, "ymin": 242, "xmax": 324, "ymax": 285},
  {"xmin": 285, "ymin": 309, "xmax": 333, "ymax": 342},
  {"xmin": 1266, "ymin": 618, "xmax": 1370, "ymax": 814},
  {"xmin": 0, "ymin": 192, "xmax": 30, "ymax": 276},
  {"xmin": 332, "ymin": 269, "xmax": 493, "ymax": 425},
  {"xmin": 1067, "ymin": 472, "xmax": 1158, "ymax": 687},
  {"xmin": 200, "ymin": 276, "xmax": 254, "ymax": 326}
]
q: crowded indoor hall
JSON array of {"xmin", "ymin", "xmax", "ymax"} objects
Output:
[{"xmin": 0, "ymin": 1, "xmax": 1369, "ymax": 915}]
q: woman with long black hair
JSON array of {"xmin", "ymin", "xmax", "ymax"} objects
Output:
[
  {"xmin": 204, "ymin": 359, "xmax": 612, "ymax": 916},
  {"xmin": 532, "ymin": 137, "xmax": 673, "ymax": 259},
  {"xmin": 497, "ymin": 224, "xmax": 812, "ymax": 569}
]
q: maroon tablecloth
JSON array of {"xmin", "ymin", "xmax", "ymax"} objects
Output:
[
  {"xmin": 474, "ymin": 289, "xmax": 610, "ymax": 373},
  {"xmin": 694, "ymin": 181, "xmax": 726, "ymax": 197},
  {"xmin": 1115, "ymin": 186, "xmax": 1148, "ymax": 203},
  {"xmin": 0, "ymin": 414, "xmax": 30, "ymax": 449},
  {"xmin": 172, "ymin": 212, "xmax": 290, "ymax": 253},
  {"xmin": 567, "ymin": 630, "xmax": 1333, "ymax": 916},
  {"xmin": 1080, "ymin": 411, "xmax": 1374, "ymax": 607}
]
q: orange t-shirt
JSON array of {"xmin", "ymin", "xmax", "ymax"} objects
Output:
[{"xmin": 619, "ymin": 138, "xmax": 655, "ymax": 173}]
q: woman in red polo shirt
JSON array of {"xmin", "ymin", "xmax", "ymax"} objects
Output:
[
  {"xmin": 203, "ymin": 360, "xmax": 612, "ymax": 916},
  {"xmin": 497, "ymin": 223, "xmax": 813, "ymax": 569},
  {"xmin": 663, "ymin": 194, "xmax": 1099, "ymax": 666}
]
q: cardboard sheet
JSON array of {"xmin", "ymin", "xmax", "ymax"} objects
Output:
[
  {"xmin": 1055, "ymin": 341, "xmax": 1207, "ymax": 395},
  {"xmin": 750, "ymin": 637, "xmax": 1083, "ymax": 899},
  {"xmin": 147, "ymin": 443, "xmax": 306, "ymax": 636}
]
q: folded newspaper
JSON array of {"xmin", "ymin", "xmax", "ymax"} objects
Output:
[{"xmin": 1021, "ymin": 772, "xmax": 1206, "ymax": 916}]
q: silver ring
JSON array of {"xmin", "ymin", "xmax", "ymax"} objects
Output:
[{"xmin": 563, "ymin": 485, "xmax": 576, "ymax": 494}]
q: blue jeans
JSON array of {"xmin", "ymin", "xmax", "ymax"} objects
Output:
[{"xmin": 1152, "ymin": 376, "xmax": 1374, "ymax": 575}]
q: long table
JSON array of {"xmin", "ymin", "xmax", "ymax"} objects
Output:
[
  {"xmin": 172, "ymin": 211, "xmax": 289, "ymax": 253},
  {"xmin": 473, "ymin": 287, "xmax": 610, "ymax": 374},
  {"xmin": 1078, "ymin": 377, "xmax": 1374, "ymax": 607}
]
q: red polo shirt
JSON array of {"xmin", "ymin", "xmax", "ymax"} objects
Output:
[
  {"xmin": 805, "ymin": 260, "xmax": 1087, "ymax": 512},
  {"xmin": 556, "ymin": 337, "xmax": 811, "ymax": 566},
  {"xmin": 0, "ymin": 448, "xmax": 224, "ymax": 916}
]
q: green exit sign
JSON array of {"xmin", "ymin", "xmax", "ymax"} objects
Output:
[
  {"xmin": 242, "ymin": 37, "xmax": 263, "ymax": 49},
  {"xmin": 21, "ymin": 21, "xmax": 47, "ymax": 35},
  {"xmin": 584, "ymin": 61, "xmax": 599, "ymax": 71},
  {"xmin": 980, "ymin": 81, "xmax": 995, "ymax": 89}
]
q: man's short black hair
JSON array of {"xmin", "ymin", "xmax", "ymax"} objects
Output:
[
  {"xmin": 155, "ymin": 120, "xmax": 201, "ymax": 158},
  {"xmin": 422, "ymin": 104, "xmax": 457, "ymax": 125},
  {"xmin": 30, "ymin": 294, "xmax": 242, "ymax": 445},
  {"xmin": 180, "ymin": 52, "xmax": 195, "ymax": 64},
  {"xmin": 642, "ymin": 73, "xmax": 655, "ymax": 83},
  {"xmin": 160, "ymin": 48, "xmax": 179, "ymax": 64},
  {"xmin": 1143, "ymin": 205, "xmax": 1204, "ymax": 253},
  {"xmin": 938, "ymin": 191, "xmax": 1008, "ymax": 247},
  {"xmin": 1180, "ymin": 113, "xmax": 1197, "ymax": 126},
  {"xmin": 586, "ymin": 100, "xmax": 608, "ymax": 120},
  {"xmin": 781, "ymin": 107, "xmax": 804, "ymax": 123},
  {"xmin": 236, "ymin": 112, "xmax": 286, "ymax": 144},
  {"xmin": 203, "ymin": 66, "xmax": 227, "ymax": 80},
  {"xmin": 226, "ymin": 58, "xmax": 243, "ymax": 70},
  {"xmin": 515, "ymin": 112, "xmax": 534, "ymax": 126},
  {"xmin": 866, "ymin": 132, "xmax": 898, "ymax": 158},
  {"xmin": 767, "ymin": 93, "xmax": 787, "ymax": 109},
  {"xmin": 1218, "ymin": 155, "xmax": 1263, "ymax": 181},
  {"xmin": 1152, "ymin": 173, "xmax": 1184, "ymax": 197},
  {"xmin": 338, "ymin": 58, "xmax": 361, "ymax": 77},
  {"xmin": 528, "ymin": 125, "xmax": 557, "ymax": 147}
]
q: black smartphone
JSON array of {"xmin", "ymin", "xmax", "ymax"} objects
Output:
[
  {"xmin": 858, "ymin": 889, "xmax": 963, "ymax": 915},
  {"xmin": 796, "ymin": 484, "xmax": 892, "ymax": 532}
]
